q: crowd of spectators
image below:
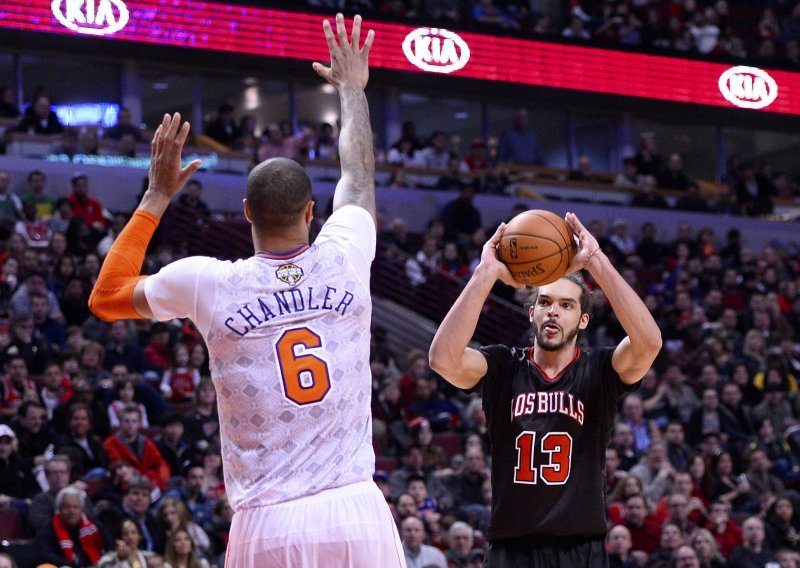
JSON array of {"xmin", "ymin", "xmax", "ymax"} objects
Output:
[{"xmin": 0, "ymin": 153, "xmax": 797, "ymax": 567}]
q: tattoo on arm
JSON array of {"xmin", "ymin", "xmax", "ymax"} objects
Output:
[{"xmin": 334, "ymin": 86, "xmax": 376, "ymax": 223}]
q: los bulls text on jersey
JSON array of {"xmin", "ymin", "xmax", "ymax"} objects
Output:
[{"xmin": 478, "ymin": 345, "xmax": 638, "ymax": 540}]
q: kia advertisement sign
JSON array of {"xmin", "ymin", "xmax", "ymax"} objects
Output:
[
  {"xmin": 2, "ymin": 1, "xmax": 800, "ymax": 114},
  {"xmin": 402, "ymin": 28, "xmax": 470, "ymax": 74},
  {"xmin": 51, "ymin": 0, "xmax": 129, "ymax": 36}
]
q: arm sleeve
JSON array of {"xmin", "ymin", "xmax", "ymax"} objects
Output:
[
  {"xmin": 143, "ymin": 257, "xmax": 217, "ymax": 324},
  {"xmin": 314, "ymin": 205, "xmax": 376, "ymax": 288},
  {"xmin": 595, "ymin": 348, "xmax": 640, "ymax": 399},
  {"xmin": 476, "ymin": 344, "xmax": 514, "ymax": 402}
]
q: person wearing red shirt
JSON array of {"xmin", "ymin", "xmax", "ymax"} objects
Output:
[
  {"xmin": 623, "ymin": 494, "xmax": 662, "ymax": 555},
  {"xmin": 67, "ymin": 174, "xmax": 107, "ymax": 239},
  {"xmin": 103, "ymin": 405, "xmax": 170, "ymax": 493},
  {"xmin": 705, "ymin": 500, "xmax": 743, "ymax": 558}
]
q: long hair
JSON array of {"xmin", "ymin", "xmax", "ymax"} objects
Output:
[{"xmin": 164, "ymin": 528, "xmax": 202, "ymax": 568}]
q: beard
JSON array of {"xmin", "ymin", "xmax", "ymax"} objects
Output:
[{"xmin": 531, "ymin": 321, "xmax": 580, "ymax": 352}]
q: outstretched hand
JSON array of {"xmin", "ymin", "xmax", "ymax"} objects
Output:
[
  {"xmin": 480, "ymin": 223, "xmax": 526, "ymax": 289},
  {"xmin": 564, "ymin": 212, "xmax": 600, "ymax": 274},
  {"xmin": 312, "ymin": 13, "xmax": 374, "ymax": 90},
  {"xmin": 147, "ymin": 112, "xmax": 202, "ymax": 201}
]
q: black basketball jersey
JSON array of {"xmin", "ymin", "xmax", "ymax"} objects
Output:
[{"xmin": 477, "ymin": 345, "xmax": 638, "ymax": 541}]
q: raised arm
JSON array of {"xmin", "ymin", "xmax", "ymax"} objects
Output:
[
  {"xmin": 564, "ymin": 212, "xmax": 662, "ymax": 384},
  {"xmin": 313, "ymin": 14, "xmax": 376, "ymax": 224},
  {"xmin": 88, "ymin": 113, "xmax": 201, "ymax": 321},
  {"xmin": 429, "ymin": 224, "xmax": 524, "ymax": 389}
]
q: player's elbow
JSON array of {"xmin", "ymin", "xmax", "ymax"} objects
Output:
[{"xmin": 87, "ymin": 290, "xmax": 116, "ymax": 322}]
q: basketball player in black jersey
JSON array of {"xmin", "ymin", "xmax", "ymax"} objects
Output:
[{"xmin": 429, "ymin": 212, "xmax": 661, "ymax": 567}]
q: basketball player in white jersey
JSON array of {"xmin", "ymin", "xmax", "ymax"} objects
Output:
[{"xmin": 89, "ymin": 14, "xmax": 406, "ymax": 567}]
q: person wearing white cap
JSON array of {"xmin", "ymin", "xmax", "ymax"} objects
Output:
[{"xmin": 0, "ymin": 423, "xmax": 39, "ymax": 522}]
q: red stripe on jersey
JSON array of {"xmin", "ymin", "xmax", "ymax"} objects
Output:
[
  {"xmin": 255, "ymin": 245, "xmax": 310, "ymax": 260},
  {"xmin": 528, "ymin": 347, "xmax": 581, "ymax": 383}
]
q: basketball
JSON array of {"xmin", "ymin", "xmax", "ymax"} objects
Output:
[{"xmin": 498, "ymin": 209, "xmax": 576, "ymax": 286}]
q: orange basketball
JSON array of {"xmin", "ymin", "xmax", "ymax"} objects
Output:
[{"xmin": 498, "ymin": 210, "xmax": 576, "ymax": 286}]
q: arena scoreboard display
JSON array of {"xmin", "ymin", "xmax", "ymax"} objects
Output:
[{"xmin": 3, "ymin": 0, "xmax": 800, "ymax": 115}]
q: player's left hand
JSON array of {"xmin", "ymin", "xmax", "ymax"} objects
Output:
[
  {"xmin": 564, "ymin": 212, "xmax": 601, "ymax": 273},
  {"xmin": 147, "ymin": 112, "xmax": 202, "ymax": 201}
]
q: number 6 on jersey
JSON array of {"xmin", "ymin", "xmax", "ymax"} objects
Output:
[{"xmin": 275, "ymin": 327, "xmax": 331, "ymax": 406}]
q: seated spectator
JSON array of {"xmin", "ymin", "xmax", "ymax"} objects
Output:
[
  {"xmin": 438, "ymin": 241, "xmax": 470, "ymax": 279},
  {"xmin": 687, "ymin": 527, "xmax": 725, "ymax": 567},
  {"xmin": 105, "ymin": 107, "xmax": 143, "ymax": 142},
  {"xmin": 174, "ymin": 180, "xmax": 211, "ymax": 228},
  {"xmin": 103, "ymin": 406, "xmax": 170, "ymax": 492},
  {"xmin": 568, "ymin": 154, "xmax": 599, "ymax": 182},
  {"xmin": 744, "ymin": 449, "xmax": 784, "ymax": 503},
  {"xmin": 183, "ymin": 378, "xmax": 220, "ymax": 447},
  {"xmin": 608, "ymin": 219, "xmax": 637, "ymax": 259},
  {"xmin": 155, "ymin": 414, "xmax": 192, "ymax": 477},
  {"xmin": 207, "ymin": 493, "xmax": 233, "ymax": 564},
  {"xmin": 97, "ymin": 518, "xmax": 155, "ymax": 567},
  {"xmin": 40, "ymin": 362, "xmax": 72, "ymax": 418},
  {"xmin": 445, "ymin": 446, "xmax": 489, "ymax": 512},
  {"xmin": 204, "ymin": 103, "xmax": 241, "ymax": 148},
  {"xmin": 256, "ymin": 123, "xmax": 313, "ymax": 161},
  {"xmin": 448, "ymin": 521, "xmax": 475, "ymax": 565},
  {"xmin": 648, "ymin": 522, "xmax": 685, "ymax": 566},
  {"xmin": 614, "ymin": 158, "xmax": 641, "ymax": 188},
  {"xmin": 463, "ymin": 138, "xmax": 488, "ymax": 171},
  {"xmin": 607, "ymin": 524, "xmax": 641, "ymax": 568},
  {"xmin": 441, "ymin": 185, "xmax": 481, "ymax": 243},
  {"xmin": 0, "ymin": 170, "xmax": 22, "ymax": 221},
  {"xmin": 13, "ymin": 400, "xmax": 56, "ymax": 464},
  {"xmin": 735, "ymin": 162, "xmax": 778, "ymax": 217},
  {"xmin": 156, "ymin": 498, "xmax": 211, "ymax": 559},
  {"xmin": 630, "ymin": 441, "xmax": 675, "ymax": 504},
  {"xmin": 411, "ymin": 418, "xmax": 448, "ymax": 472},
  {"xmin": 33, "ymin": 487, "xmax": 110, "ymax": 566},
  {"xmin": 16, "ymin": 95, "xmax": 64, "ymax": 135},
  {"xmin": 611, "ymin": 421, "xmax": 639, "ymax": 471},
  {"xmin": 634, "ymin": 134, "xmax": 661, "ymax": 177},
  {"xmin": 608, "ymin": 475, "xmax": 644, "ymax": 525},
  {"xmin": 78, "ymin": 128, "xmax": 99, "ymax": 156},
  {"xmin": 160, "ymin": 343, "xmax": 201, "ymax": 403},
  {"xmin": 389, "ymin": 445, "xmax": 453, "ymax": 511},
  {"xmin": 401, "ymin": 515, "xmax": 447, "ymax": 568},
  {"xmin": 98, "ymin": 475, "xmax": 163, "ymax": 553},
  {"xmin": 415, "ymin": 131, "xmax": 456, "ymax": 171},
  {"xmin": 730, "ymin": 516, "xmax": 775, "ymax": 567},
  {"xmin": 708, "ymin": 451, "xmax": 750, "ymax": 512},
  {"xmin": 405, "ymin": 236, "xmax": 441, "ymax": 288},
  {"xmin": 163, "ymin": 527, "xmax": 210, "ymax": 568},
  {"xmin": 53, "ymin": 127, "xmax": 80, "ymax": 158},
  {"xmin": 435, "ymin": 157, "xmax": 472, "ymax": 191},
  {"xmin": 630, "ymin": 175, "xmax": 669, "ymax": 209},
  {"xmin": 764, "ymin": 496, "xmax": 800, "ymax": 552},
  {"xmin": 658, "ymin": 153, "xmax": 691, "ymax": 191},
  {"xmin": 0, "ymin": 355, "xmax": 40, "ymax": 420},
  {"xmin": 109, "ymin": 380, "xmax": 150, "ymax": 429},
  {"xmin": 0, "ymin": 423, "xmax": 39, "ymax": 505},
  {"xmin": 407, "ymin": 375, "xmax": 461, "ymax": 432},
  {"xmin": 563, "ymin": 15, "xmax": 591, "ymax": 39},
  {"xmin": 200, "ymin": 446, "xmax": 225, "ymax": 502},
  {"xmin": 67, "ymin": 173, "xmax": 108, "ymax": 243},
  {"xmin": 11, "ymin": 270, "xmax": 62, "ymax": 322},
  {"xmin": 32, "ymin": 292, "xmax": 66, "ymax": 353},
  {"xmin": 675, "ymin": 182, "xmax": 710, "ymax": 212},
  {"xmin": 0, "ymin": 86, "xmax": 19, "ymax": 118},
  {"xmin": 29, "ymin": 454, "xmax": 95, "ymax": 531},
  {"xmin": 164, "ymin": 464, "xmax": 214, "ymax": 533},
  {"xmin": 104, "ymin": 321, "xmax": 145, "ymax": 374},
  {"xmin": 56, "ymin": 403, "xmax": 108, "ymax": 477},
  {"xmin": 22, "ymin": 170, "xmax": 55, "ymax": 220},
  {"xmin": 497, "ymin": 109, "xmax": 542, "ymax": 165}
]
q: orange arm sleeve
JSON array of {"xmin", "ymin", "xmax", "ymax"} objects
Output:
[{"xmin": 88, "ymin": 209, "xmax": 159, "ymax": 321}]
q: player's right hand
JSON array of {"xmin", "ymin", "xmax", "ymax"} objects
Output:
[
  {"xmin": 480, "ymin": 223, "xmax": 525, "ymax": 289},
  {"xmin": 313, "ymin": 14, "xmax": 374, "ymax": 90}
]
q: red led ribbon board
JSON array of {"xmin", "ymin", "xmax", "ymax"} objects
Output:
[{"xmin": 2, "ymin": 0, "xmax": 800, "ymax": 114}]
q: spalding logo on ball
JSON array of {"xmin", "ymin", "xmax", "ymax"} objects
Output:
[{"xmin": 498, "ymin": 210, "xmax": 576, "ymax": 287}]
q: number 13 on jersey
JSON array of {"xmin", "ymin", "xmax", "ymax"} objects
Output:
[
  {"xmin": 275, "ymin": 327, "xmax": 331, "ymax": 406},
  {"xmin": 514, "ymin": 431, "xmax": 573, "ymax": 485}
]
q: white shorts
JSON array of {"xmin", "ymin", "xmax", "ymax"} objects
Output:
[{"xmin": 225, "ymin": 480, "xmax": 406, "ymax": 568}]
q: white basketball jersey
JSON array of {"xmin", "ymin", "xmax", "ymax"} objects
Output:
[{"xmin": 144, "ymin": 205, "xmax": 376, "ymax": 510}]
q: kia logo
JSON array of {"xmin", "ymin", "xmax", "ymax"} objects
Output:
[
  {"xmin": 718, "ymin": 66, "xmax": 778, "ymax": 110},
  {"xmin": 402, "ymin": 28, "xmax": 470, "ymax": 74},
  {"xmin": 52, "ymin": 0, "xmax": 129, "ymax": 36}
]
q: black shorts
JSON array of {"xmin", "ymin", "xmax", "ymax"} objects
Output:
[{"xmin": 486, "ymin": 534, "xmax": 608, "ymax": 568}]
